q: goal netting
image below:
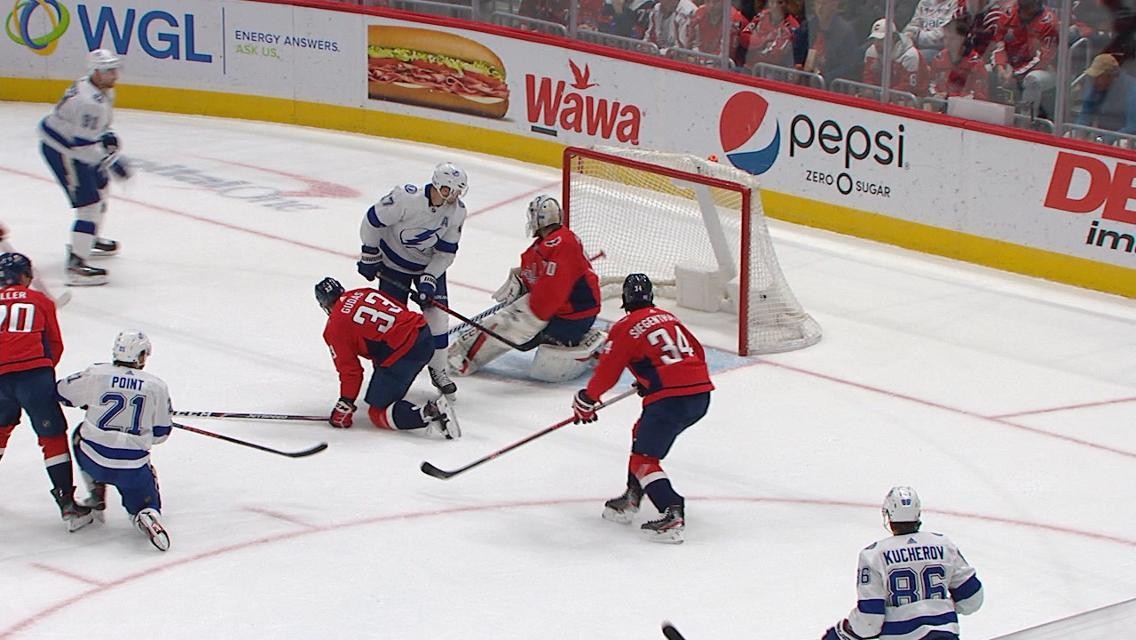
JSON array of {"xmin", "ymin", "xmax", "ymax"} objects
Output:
[{"xmin": 562, "ymin": 146, "xmax": 822, "ymax": 356}]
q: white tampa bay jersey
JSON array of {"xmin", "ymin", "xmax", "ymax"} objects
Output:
[
  {"xmin": 360, "ymin": 183, "xmax": 466, "ymax": 277},
  {"xmin": 847, "ymin": 530, "xmax": 984, "ymax": 640},
  {"xmin": 39, "ymin": 76, "xmax": 116, "ymax": 166},
  {"xmin": 57, "ymin": 363, "xmax": 173, "ymax": 470}
]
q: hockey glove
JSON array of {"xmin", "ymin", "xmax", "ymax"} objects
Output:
[
  {"xmin": 356, "ymin": 246, "xmax": 382, "ymax": 281},
  {"xmin": 492, "ymin": 268, "xmax": 525, "ymax": 304},
  {"xmin": 821, "ymin": 620, "xmax": 865, "ymax": 640},
  {"xmin": 572, "ymin": 389, "xmax": 599, "ymax": 424},
  {"xmin": 100, "ymin": 131, "xmax": 120, "ymax": 155},
  {"xmin": 329, "ymin": 397, "xmax": 356, "ymax": 428},
  {"xmin": 413, "ymin": 273, "xmax": 438, "ymax": 305}
]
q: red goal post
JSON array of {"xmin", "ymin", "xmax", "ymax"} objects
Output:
[{"xmin": 561, "ymin": 146, "xmax": 822, "ymax": 356}]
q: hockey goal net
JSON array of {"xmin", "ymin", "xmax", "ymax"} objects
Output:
[{"xmin": 562, "ymin": 146, "xmax": 822, "ymax": 356}]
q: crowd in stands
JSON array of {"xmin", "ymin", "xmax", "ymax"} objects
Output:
[{"xmin": 344, "ymin": 0, "xmax": 1136, "ymax": 146}]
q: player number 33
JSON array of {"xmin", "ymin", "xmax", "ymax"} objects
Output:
[{"xmin": 352, "ymin": 291, "xmax": 402, "ymax": 332}]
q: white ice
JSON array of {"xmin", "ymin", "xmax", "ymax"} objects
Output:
[{"xmin": 0, "ymin": 103, "xmax": 1134, "ymax": 640}]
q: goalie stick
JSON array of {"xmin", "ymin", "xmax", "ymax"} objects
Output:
[
  {"xmin": 172, "ymin": 422, "xmax": 328, "ymax": 458},
  {"xmin": 173, "ymin": 410, "xmax": 326, "ymax": 422},
  {"xmin": 661, "ymin": 622, "xmax": 686, "ymax": 640},
  {"xmin": 420, "ymin": 386, "xmax": 636, "ymax": 480}
]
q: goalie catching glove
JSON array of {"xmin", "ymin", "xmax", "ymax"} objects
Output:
[
  {"xmin": 329, "ymin": 397, "xmax": 356, "ymax": 428},
  {"xmin": 492, "ymin": 267, "xmax": 526, "ymax": 304},
  {"xmin": 572, "ymin": 389, "xmax": 599, "ymax": 424}
]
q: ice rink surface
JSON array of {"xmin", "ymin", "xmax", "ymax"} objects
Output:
[{"xmin": 1, "ymin": 102, "xmax": 1134, "ymax": 640}]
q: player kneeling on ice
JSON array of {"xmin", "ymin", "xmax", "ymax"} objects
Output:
[
  {"xmin": 57, "ymin": 331, "xmax": 173, "ymax": 551},
  {"xmin": 316, "ymin": 277, "xmax": 458, "ymax": 439},
  {"xmin": 821, "ymin": 486, "xmax": 983, "ymax": 640},
  {"xmin": 449, "ymin": 195, "xmax": 605, "ymax": 382},
  {"xmin": 571, "ymin": 274, "xmax": 713, "ymax": 544}
]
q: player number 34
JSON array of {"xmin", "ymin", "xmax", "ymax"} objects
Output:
[{"xmin": 647, "ymin": 326, "xmax": 694, "ymax": 365}]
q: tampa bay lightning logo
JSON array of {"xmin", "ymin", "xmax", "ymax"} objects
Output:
[
  {"xmin": 400, "ymin": 227, "xmax": 438, "ymax": 249},
  {"xmin": 719, "ymin": 91, "xmax": 780, "ymax": 176}
]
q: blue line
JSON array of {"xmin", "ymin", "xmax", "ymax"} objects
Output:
[{"xmin": 221, "ymin": 7, "xmax": 227, "ymax": 75}]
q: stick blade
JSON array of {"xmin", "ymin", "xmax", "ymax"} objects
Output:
[
  {"xmin": 661, "ymin": 622, "xmax": 686, "ymax": 640},
  {"xmin": 420, "ymin": 461, "xmax": 457, "ymax": 479},
  {"xmin": 287, "ymin": 442, "xmax": 328, "ymax": 458}
]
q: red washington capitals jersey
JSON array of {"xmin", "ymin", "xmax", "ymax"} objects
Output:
[
  {"xmin": 519, "ymin": 226, "xmax": 601, "ymax": 322},
  {"xmin": 0, "ymin": 284, "xmax": 63, "ymax": 375},
  {"xmin": 322, "ymin": 288, "xmax": 427, "ymax": 400},
  {"xmin": 586, "ymin": 305, "xmax": 713, "ymax": 405}
]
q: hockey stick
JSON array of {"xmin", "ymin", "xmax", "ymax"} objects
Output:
[
  {"xmin": 420, "ymin": 386, "xmax": 636, "ymax": 480},
  {"xmin": 173, "ymin": 410, "xmax": 326, "ymax": 422},
  {"xmin": 661, "ymin": 622, "xmax": 686, "ymax": 640},
  {"xmin": 379, "ymin": 273, "xmax": 526, "ymax": 350},
  {"xmin": 172, "ymin": 422, "xmax": 328, "ymax": 458}
]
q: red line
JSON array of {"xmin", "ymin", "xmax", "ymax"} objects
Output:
[
  {"xmin": 992, "ymin": 396, "xmax": 1136, "ymax": 419},
  {"xmin": 3, "ymin": 495, "xmax": 1132, "ymax": 637},
  {"xmin": 243, "ymin": 506, "xmax": 319, "ymax": 529},
  {"xmin": 28, "ymin": 562, "xmax": 106, "ymax": 587}
]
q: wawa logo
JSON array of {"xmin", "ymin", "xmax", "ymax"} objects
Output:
[{"xmin": 525, "ymin": 60, "xmax": 643, "ymax": 145}]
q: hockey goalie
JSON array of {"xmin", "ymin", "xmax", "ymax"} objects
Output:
[{"xmin": 449, "ymin": 195, "xmax": 607, "ymax": 382}]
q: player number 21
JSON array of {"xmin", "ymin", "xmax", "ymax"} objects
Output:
[
  {"xmin": 647, "ymin": 326, "xmax": 694, "ymax": 365},
  {"xmin": 352, "ymin": 292, "xmax": 399, "ymax": 332}
]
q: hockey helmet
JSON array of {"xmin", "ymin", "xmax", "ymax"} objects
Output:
[
  {"xmin": 621, "ymin": 273, "xmax": 654, "ymax": 311},
  {"xmin": 525, "ymin": 195, "xmax": 562, "ymax": 237},
  {"xmin": 0, "ymin": 252, "xmax": 32, "ymax": 286},
  {"xmin": 88, "ymin": 49, "xmax": 122, "ymax": 73},
  {"xmin": 431, "ymin": 162, "xmax": 468, "ymax": 204},
  {"xmin": 113, "ymin": 330, "xmax": 151, "ymax": 366},
  {"xmin": 882, "ymin": 486, "xmax": 922, "ymax": 525},
  {"xmin": 315, "ymin": 277, "xmax": 345, "ymax": 313}
]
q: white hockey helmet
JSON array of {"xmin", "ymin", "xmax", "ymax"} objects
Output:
[
  {"xmin": 88, "ymin": 49, "xmax": 122, "ymax": 73},
  {"xmin": 431, "ymin": 162, "xmax": 468, "ymax": 204},
  {"xmin": 525, "ymin": 195, "xmax": 562, "ymax": 237},
  {"xmin": 882, "ymin": 486, "xmax": 922, "ymax": 525},
  {"xmin": 113, "ymin": 330, "xmax": 151, "ymax": 366}
]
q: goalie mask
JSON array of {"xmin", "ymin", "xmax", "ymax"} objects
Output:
[
  {"xmin": 0, "ymin": 252, "xmax": 32, "ymax": 285},
  {"xmin": 431, "ymin": 162, "xmax": 468, "ymax": 204},
  {"xmin": 882, "ymin": 486, "xmax": 921, "ymax": 526},
  {"xmin": 314, "ymin": 277, "xmax": 346, "ymax": 314},
  {"xmin": 621, "ymin": 273, "xmax": 654, "ymax": 311},
  {"xmin": 113, "ymin": 330, "xmax": 151, "ymax": 367},
  {"xmin": 525, "ymin": 195, "xmax": 562, "ymax": 237}
]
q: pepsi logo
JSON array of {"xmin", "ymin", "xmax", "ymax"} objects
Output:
[{"xmin": 719, "ymin": 91, "xmax": 780, "ymax": 175}]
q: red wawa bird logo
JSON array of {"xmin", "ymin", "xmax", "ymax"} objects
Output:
[{"xmin": 568, "ymin": 60, "xmax": 600, "ymax": 90}]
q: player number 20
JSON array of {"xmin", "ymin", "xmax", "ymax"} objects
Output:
[
  {"xmin": 352, "ymin": 292, "xmax": 400, "ymax": 332},
  {"xmin": 0, "ymin": 302, "xmax": 35, "ymax": 333},
  {"xmin": 647, "ymin": 326, "xmax": 694, "ymax": 365}
]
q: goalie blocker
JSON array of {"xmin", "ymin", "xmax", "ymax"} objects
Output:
[{"xmin": 448, "ymin": 194, "xmax": 605, "ymax": 382}]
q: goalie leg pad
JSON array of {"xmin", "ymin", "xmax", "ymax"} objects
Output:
[
  {"xmin": 529, "ymin": 329, "xmax": 608, "ymax": 382},
  {"xmin": 447, "ymin": 295, "xmax": 548, "ymax": 376}
]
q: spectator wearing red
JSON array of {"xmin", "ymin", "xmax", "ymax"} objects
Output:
[
  {"xmin": 645, "ymin": 0, "xmax": 699, "ymax": 50},
  {"xmin": 863, "ymin": 18, "xmax": 931, "ymax": 97},
  {"xmin": 929, "ymin": 15, "xmax": 990, "ymax": 100},
  {"xmin": 990, "ymin": 0, "xmax": 1058, "ymax": 114},
  {"xmin": 689, "ymin": 0, "xmax": 748, "ymax": 64},
  {"xmin": 740, "ymin": 0, "xmax": 801, "ymax": 69}
]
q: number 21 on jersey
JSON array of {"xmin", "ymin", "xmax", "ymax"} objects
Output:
[{"xmin": 647, "ymin": 325, "xmax": 695, "ymax": 364}]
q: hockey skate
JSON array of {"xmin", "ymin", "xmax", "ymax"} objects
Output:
[
  {"xmin": 422, "ymin": 395, "xmax": 461, "ymax": 439},
  {"xmin": 66, "ymin": 252, "xmax": 108, "ymax": 286},
  {"xmin": 90, "ymin": 237, "xmax": 119, "ymax": 258},
  {"xmin": 640, "ymin": 505, "xmax": 684, "ymax": 544},
  {"xmin": 428, "ymin": 366, "xmax": 457, "ymax": 400},
  {"xmin": 77, "ymin": 482, "xmax": 107, "ymax": 523},
  {"xmin": 51, "ymin": 487, "xmax": 94, "ymax": 532},
  {"xmin": 133, "ymin": 508, "xmax": 170, "ymax": 552},
  {"xmin": 602, "ymin": 486, "xmax": 643, "ymax": 524}
]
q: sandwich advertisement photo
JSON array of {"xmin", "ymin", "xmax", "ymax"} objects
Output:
[{"xmin": 366, "ymin": 25, "xmax": 510, "ymax": 119}]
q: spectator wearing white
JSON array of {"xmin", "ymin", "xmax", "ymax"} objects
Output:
[
  {"xmin": 864, "ymin": 18, "xmax": 931, "ymax": 98},
  {"xmin": 903, "ymin": 0, "xmax": 959, "ymax": 61},
  {"xmin": 645, "ymin": 0, "xmax": 698, "ymax": 50}
]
